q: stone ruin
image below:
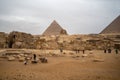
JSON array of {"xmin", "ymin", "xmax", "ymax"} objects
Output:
[
  {"xmin": 0, "ymin": 32, "xmax": 8, "ymax": 48},
  {"xmin": 0, "ymin": 31, "xmax": 35, "ymax": 49},
  {"xmin": 0, "ymin": 31, "xmax": 120, "ymax": 50},
  {"xmin": 0, "ymin": 49, "xmax": 32, "ymax": 61},
  {"xmin": 34, "ymin": 34, "xmax": 120, "ymax": 50}
]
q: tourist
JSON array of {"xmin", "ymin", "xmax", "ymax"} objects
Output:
[
  {"xmin": 24, "ymin": 57, "xmax": 28, "ymax": 65},
  {"xmin": 83, "ymin": 50, "xmax": 85, "ymax": 54},
  {"xmin": 108, "ymin": 48, "xmax": 111, "ymax": 53},
  {"xmin": 104, "ymin": 49, "xmax": 106, "ymax": 53},
  {"xmin": 60, "ymin": 48, "xmax": 63, "ymax": 53},
  {"xmin": 33, "ymin": 54, "xmax": 36, "ymax": 61},
  {"xmin": 115, "ymin": 49, "xmax": 118, "ymax": 54}
]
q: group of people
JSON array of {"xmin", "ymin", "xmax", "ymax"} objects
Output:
[
  {"xmin": 60, "ymin": 48, "xmax": 85, "ymax": 54},
  {"xmin": 104, "ymin": 48, "xmax": 119, "ymax": 54},
  {"xmin": 24, "ymin": 54, "xmax": 48, "ymax": 65},
  {"xmin": 24, "ymin": 54, "xmax": 36, "ymax": 65}
]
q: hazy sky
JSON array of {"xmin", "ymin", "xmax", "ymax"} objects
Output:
[{"xmin": 0, "ymin": 0, "xmax": 120, "ymax": 35}]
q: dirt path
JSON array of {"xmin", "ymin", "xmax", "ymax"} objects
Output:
[{"xmin": 0, "ymin": 50, "xmax": 120, "ymax": 80}]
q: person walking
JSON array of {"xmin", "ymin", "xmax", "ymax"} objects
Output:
[
  {"xmin": 104, "ymin": 49, "xmax": 106, "ymax": 53},
  {"xmin": 83, "ymin": 50, "xmax": 85, "ymax": 54},
  {"xmin": 60, "ymin": 48, "xmax": 63, "ymax": 53},
  {"xmin": 108, "ymin": 48, "xmax": 111, "ymax": 53},
  {"xmin": 115, "ymin": 49, "xmax": 118, "ymax": 54},
  {"xmin": 33, "ymin": 54, "xmax": 36, "ymax": 61},
  {"xmin": 24, "ymin": 57, "xmax": 28, "ymax": 65}
]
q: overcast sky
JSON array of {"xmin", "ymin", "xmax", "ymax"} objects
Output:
[{"xmin": 0, "ymin": 0, "xmax": 120, "ymax": 35}]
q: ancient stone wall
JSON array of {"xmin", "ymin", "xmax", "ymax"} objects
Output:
[
  {"xmin": 0, "ymin": 31, "xmax": 35, "ymax": 49},
  {"xmin": 0, "ymin": 31, "xmax": 120, "ymax": 50},
  {"xmin": 0, "ymin": 32, "xmax": 8, "ymax": 48},
  {"xmin": 8, "ymin": 31, "xmax": 35, "ymax": 49}
]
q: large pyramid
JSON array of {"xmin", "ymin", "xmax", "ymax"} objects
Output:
[
  {"xmin": 100, "ymin": 15, "xmax": 120, "ymax": 34},
  {"xmin": 42, "ymin": 20, "xmax": 67, "ymax": 35}
]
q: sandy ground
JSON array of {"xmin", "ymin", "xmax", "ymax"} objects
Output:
[{"xmin": 0, "ymin": 49, "xmax": 120, "ymax": 80}]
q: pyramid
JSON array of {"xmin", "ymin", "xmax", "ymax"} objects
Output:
[
  {"xmin": 100, "ymin": 15, "xmax": 120, "ymax": 34},
  {"xmin": 42, "ymin": 20, "xmax": 67, "ymax": 35}
]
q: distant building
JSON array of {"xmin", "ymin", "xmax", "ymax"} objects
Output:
[
  {"xmin": 42, "ymin": 20, "xmax": 68, "ymax": 36},
  {"xmin": 100, "ymin": 15, "xmax": 120, "ymax": 34}
]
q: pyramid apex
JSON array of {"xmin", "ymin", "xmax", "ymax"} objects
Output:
[
  {"xmin": 52, "ymin": 20, "xmax": 58, "ymax": 24},
  {"xmin": 53, "ymin": 20, "xmax": 57, "ymax": 22}
]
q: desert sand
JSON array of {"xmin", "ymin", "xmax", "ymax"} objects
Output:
[{"xmin": 0, "ymin": 49, "xmax": 120, "ymax": 80}]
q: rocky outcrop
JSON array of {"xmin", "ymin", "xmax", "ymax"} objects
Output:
[
  {"xmin": 0, "ymin": 32, "xmax": 8, "ymax": 48},
  {"xmin": 0, "ymin": 31, "xmax": 35, "ymax": 49},
  {"xmin": 7, "ymin": 31, "xmax": 35, "ymax": 48},
  {"xmin": 0, "ymin": 31, "xmax": 120, "ymax": 50}
]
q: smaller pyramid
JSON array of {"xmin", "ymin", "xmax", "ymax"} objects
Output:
[
  {"xmin": 100, "ymin": 15, "xmax": 120, "ymax": 34},
  {"xmin": 42, "ymin": 20, "xmax": 67, "ymax": 35}
]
